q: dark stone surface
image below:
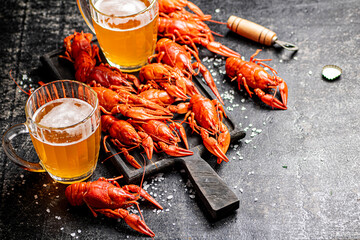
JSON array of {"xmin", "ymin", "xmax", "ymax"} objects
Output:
[{"xmin": 1, "ymin": 0, "xmax": 360, "ymax": 239}]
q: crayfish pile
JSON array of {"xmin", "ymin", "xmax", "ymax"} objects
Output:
[{"xmin": 63, "ymin": 0, "xmax": 288, "ymax": 237}]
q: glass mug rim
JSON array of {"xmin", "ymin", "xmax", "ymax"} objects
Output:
[
  {"xmin": 90, "ymin": 0, "xmax": 157, "ymax": 18},
  {"xmin": 25, "ymin": 80, "xmax": 99, "ymax": 131}
]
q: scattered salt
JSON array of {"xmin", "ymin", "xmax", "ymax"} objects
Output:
[
  {"xmin": 215, "ymin": 8, "xmax": 220, "ymax": 13},
  {"xmin": 167, "ymin": 195, "xmax": 173, "ymax": 200}
]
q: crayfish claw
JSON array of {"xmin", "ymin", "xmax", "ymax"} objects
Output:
[
  {"xmin": 121, "ymin": 148, "xmax": 142, "ymax": 169},
  {"xmin": 123, "ymin": 184, "xmax": 163, "ymax": 210},
  {"xmin": 254, "ymin": 89, "xmax": 287, "ymax": 110},
  {"xmin": 96, "ymin": 208, "xmax": 155, "ymax": 237},
  {"xmin": 124, "ymin": 211, "xmax": 155, "ymax": 237},
  {"xmin": 158, "ymin": 142, "xmax": 194, "ymax": 157},
  {"xmin": 200, "ymin": 129, "xmax": 229, "ymax": 163},
  {"xmin": 278, "ymin": 81, "xmax": 288, "ymax": 107}
]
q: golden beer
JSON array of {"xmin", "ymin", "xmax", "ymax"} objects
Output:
[
  {"xmin": 30, "ymin": 98, "xmax": 100, "ymax": 183},
  {"xmin": 91, "ymin": 0, "xmax": 158, "ymax": 72}
]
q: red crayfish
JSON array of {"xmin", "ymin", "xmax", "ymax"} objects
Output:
[
  {"xmin": 65, "ymin": 177, "xmax": 162, "ymax": 237},
  {"xmin": 159, "ymin": 0, "xmax": 212, "ymax": 21},
  {"xmin": 61, "ymin": 31, "xmax": 140, "ymax": 90},
  {"xmin": 92, "ymin": 86, "xmax": 173, "ymax": 120},
  {"xmin": 158, "ymin": 17, "xmax": 240, "ymax": 59},
  {"xmin": 179, "ymin": 94, "xmax": 230, "ymax": 164},
  {"xmin": 101, "ymin": 115, "xmax": 154, "ymax": 169},
  {"xmin": 225, "ymin": 50, "xmax": 288, "ymax": 110},
  {"xmin": 149, "ymin": 38, "xmax": 224, "ymax": 104},
  {"xmin": 129, "ymin": 119, "xmax": 193, "ymax": 157}
]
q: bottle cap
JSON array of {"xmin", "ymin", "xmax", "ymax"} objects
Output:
[{"xmin": 322, "ymin": 65, "xmax": 342, "ymax": 80}]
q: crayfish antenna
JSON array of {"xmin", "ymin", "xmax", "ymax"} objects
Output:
[{"xmin": 10, "ymin": 70, "xmax": 32, "ymax": 96}]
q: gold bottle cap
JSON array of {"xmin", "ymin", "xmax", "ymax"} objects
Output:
[{"xmin": 322, "ymin": 65, "xmax": 342, "ymax": 80}]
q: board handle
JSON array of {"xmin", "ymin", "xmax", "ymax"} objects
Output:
[
  {"xmin": 179, "ymin": 147, "xmax": 239, "ymax": 220},
  {"xmin": 227, "ymin": 15, "xmax": 277, "ymax": 46}
]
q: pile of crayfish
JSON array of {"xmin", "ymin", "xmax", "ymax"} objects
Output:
[
  {"xmin": 61, "ymin": 30, "xmax": 234, "ymax": 168},
  {"xmin": 61, "ymin": 0, "xmax": 288, "ymax": 236}
]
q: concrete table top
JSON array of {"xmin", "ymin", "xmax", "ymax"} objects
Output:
[{"xmin": 1, "ymin": 0, "xmax": 359, "ymax": 239}]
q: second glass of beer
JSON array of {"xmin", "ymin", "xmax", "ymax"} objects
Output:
[{"xmin": 85, "ymin": 0, "xmax": 158, "ymax": 72}]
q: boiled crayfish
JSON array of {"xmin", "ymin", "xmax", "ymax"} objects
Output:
[
  {"xmin": 225, "ymin": 49, "xmax": 288, "ymax": 110},
  {"xmin": 158, "ymin": 17, "xmax": 240, "ymax": 59},
  {"xmin": 180, "ymin": 94, "xmax": 230, "ymax": 164},
  {"xmin": 92, "ymin": 86, "xmax": 173, "ymax": 120},
  {"xmin": 61, "ymin": 31, "xmax": 140, "ymax": 90},
  {"xmin": 65, "ymin": 177, "xmax": 162, "ymax": 237},
  {"xmin": 149, "ymin": 38, "xmax": 224, "ymax": 104},
  {"xmin": 129, "ymin": 119, "xmax": 193, "ymax": 157},
  {"xmin": 101, "ymin": 115, "xmax": 154, "ymax": 169}
]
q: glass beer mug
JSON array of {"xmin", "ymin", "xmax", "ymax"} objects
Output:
[
  {"xmin": 77, "ymin": 0, "xmax": 159, "ymax": 72},
  {"xmin": 2, "ymin": 80, "xmax": 101, "ymax": 184}
]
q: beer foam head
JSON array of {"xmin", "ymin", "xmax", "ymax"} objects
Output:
[
  {"xmin": 95, "ymin": 0, "xmax": 146, "ymax": 16},
  {"xmin": 94, "ymin": 0, "xmax": 153, "ymax": 28},
  {"xmin": 39, "ymin": 99, "xmax": 92, "ymax": 128}
]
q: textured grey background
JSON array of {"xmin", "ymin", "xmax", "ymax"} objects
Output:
[{"xmin": 1, "ymin": 0, "xmax": 360, "ymax": 239}]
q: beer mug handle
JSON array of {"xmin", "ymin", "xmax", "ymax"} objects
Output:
[
  {"xmin": 2, "ymin": 123, "xmax": 45, "ymax": 172},
  {"xmin": 77, "ymin": 0, "xmax": 96, "ymax": 34}
]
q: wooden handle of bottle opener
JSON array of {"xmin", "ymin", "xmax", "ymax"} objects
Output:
[{"xmin": 227, "ymin": 15, "xmax": 277, "ymax": 46}]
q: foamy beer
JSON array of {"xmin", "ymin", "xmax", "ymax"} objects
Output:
[
  {"xmin": 78, "ymin": 0, "xmax": 158, "ymax": 72},
  {"xmin": 2, "ymin": 80, "xmax": 101, "ymax": 184}
]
